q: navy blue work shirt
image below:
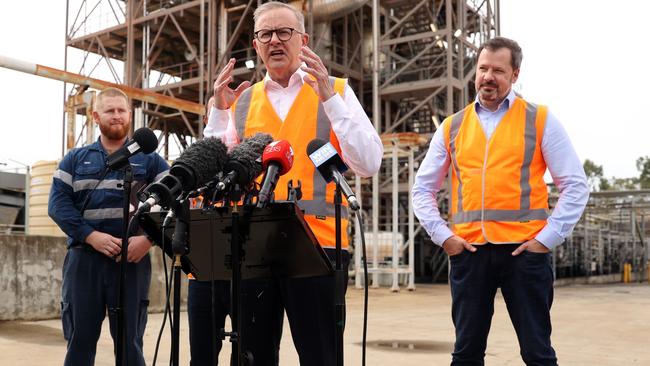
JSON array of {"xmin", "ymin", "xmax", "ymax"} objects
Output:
[{"xmin": 48, "ymin": 137, "xmax": 169, "ymax": 247}]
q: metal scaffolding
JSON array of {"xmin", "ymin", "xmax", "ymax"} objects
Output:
[
  {"xmin": 62, "ymin": 0, "xmax": 501, "ymax": 289},
  {"xmin": 364, "ymin": 0, "xmax": 499, "ymax": 291},
  {"xmin": 553, "ymin": 190, "xmax": 650, "ymax": 282},
  {"xmin": 65, "ymin": 0, "xmax": 221, "ymax": 152}
]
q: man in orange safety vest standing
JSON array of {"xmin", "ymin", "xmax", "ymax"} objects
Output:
[
  {"xmin": 204, "ymin": 2, "xmax": 383, "ymax": 365},
  {"xmin": 413, "ymin": 37, "xmax": 589, "ymax": 366}
]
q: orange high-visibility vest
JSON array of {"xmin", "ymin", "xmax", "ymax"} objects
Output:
[
  {"xmin": 443, "ymin": 97, "xmax": 550, "ymax": 244},
  {"xmin": 233, "ymin": 77, "xmax": 349, "ymax": 249}
]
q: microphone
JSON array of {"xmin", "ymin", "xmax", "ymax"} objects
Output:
[
  {"xmin": 217, "ymin": 133, "xmax": 273, "ymax": 192},
  {"xmin": 138, "ymin": 137, "xmax": 228, "ymax": 212},
  {"xmin": 257, "ymin": 140, "xmax": 294, "ymax": 208},
  {"xmin": 106, "ymin": 127, "xmax": 158, "ymax": 170},
  {"xmin": 306, "ymin": 138, "xmax": 360, "ymax": 211}
]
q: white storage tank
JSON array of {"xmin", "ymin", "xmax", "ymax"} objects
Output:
[{"xmin": 28, "ymin": 160, "xmax": 65, "ymax": 237}]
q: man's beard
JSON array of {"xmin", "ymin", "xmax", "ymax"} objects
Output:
[
  {"xmin": 478, "ymin": 82, "xmax": 499, "ymax": 97},
  {"xmin": 99, "ymin": 122, "xmax": 129, "ymax": 140}
]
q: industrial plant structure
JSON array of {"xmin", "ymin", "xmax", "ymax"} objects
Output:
[{"xmin": 8, "ymin": 0, "xmax": 646, "ymax": 287}]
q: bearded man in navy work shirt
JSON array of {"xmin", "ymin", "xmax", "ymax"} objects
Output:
[{"xmin": 49, "ymin": 87, "xmax": 169, "ymax": 366}]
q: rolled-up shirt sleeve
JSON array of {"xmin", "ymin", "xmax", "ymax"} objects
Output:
[{"xmin": 412, "ymin": 124, "xmax": 455, "ymax": 246}]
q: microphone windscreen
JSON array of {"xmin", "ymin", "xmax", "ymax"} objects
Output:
[
  {"xmin": 262, "ymin": 140, "xmax": 294, "ymax": 175},
  {"xmin": 132, "ymin": 127, "xmax": 158, "ymax": 154},
  {"xmin": 306, "ymin": 138, "xmax": 327, "ymax": 156},
  {"xmin": 228, "ymin": 133, "xmax": 273, "ymax": 183},
  {"xmin": 173, "ymin": 137, "xmax": 228, "ymax": 189}
]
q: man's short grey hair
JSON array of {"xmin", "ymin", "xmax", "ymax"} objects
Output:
[{"xmin": 253, "ymin": 1, "xmax": 305, "ymax": 33}]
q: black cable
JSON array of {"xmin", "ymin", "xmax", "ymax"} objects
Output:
[
  {"xmin": 356, "ymin": 212, "xmax": 369, "ymax": 366},
  {"xmin": 209, "ymin": 208, "xmax": 218, "ymax": 366},
  {"xmin": 152, "ymin": 224, "xmax": 174, "ymax": 366}
]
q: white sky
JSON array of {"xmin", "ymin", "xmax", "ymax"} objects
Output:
[{"xmin": 1, "ymin": 0, "xmax": 648, "ymax": 178}]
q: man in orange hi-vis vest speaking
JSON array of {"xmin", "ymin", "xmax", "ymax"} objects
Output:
[
  {"xmin": 412, "ymin": 37, "xmax": 589, "ymax": 366},
  {"xmin": 203, "ymin": 1, "xmax": 382, "ymax": 365}
]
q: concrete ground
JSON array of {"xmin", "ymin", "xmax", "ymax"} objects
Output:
[{"xmin": 1, "ymin": 283, "xmax": 649, "ymax": 365}]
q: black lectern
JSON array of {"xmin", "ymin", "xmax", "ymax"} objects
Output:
[
  {"xmin": 139, "ymin": 201, "xmax": 333, "ymax": 365},
  {"xmin": 139, "ymin": 202, "xmax": 332, "ymax": 279}
]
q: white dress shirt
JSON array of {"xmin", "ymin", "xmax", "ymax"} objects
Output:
[
  {"xmin": 412, "ymin": 89, "xmax": 589, "ymax": 250},
  {"xmin": 204, "ymin": 67, "xmax": 383, "ymax": 177}
]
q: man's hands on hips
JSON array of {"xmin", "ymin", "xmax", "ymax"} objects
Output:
[
  {"xmin": 127, "ymin": 235, "xmax": 153, "ymax": 263},
  {"xmin": 86, "ymin": 231, "xmax": 121, "ymax": 258},
  {"xmin": 299, "ymin": 46, "xmax": 335, "ymax": 102},
  {"xmin": 511, "ymin": 238, "xmax": 550, "ymax": 256},
  {"xmin": 441, "ymin": 237, "xmax": 550, "ymax": 256},
  {"xmin": 442, "ymin": 235, "xmax": 477, "ymax": 256}
]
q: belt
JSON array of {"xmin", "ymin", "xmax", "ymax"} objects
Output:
[{"xmin": 69, "ymin": 242, "xmax": 99, "ymax": 253}]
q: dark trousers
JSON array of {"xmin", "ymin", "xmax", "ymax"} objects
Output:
[
  {"xmin": 256, "ymin": 249, "xmax": 350, "ymax": 366},
  {"xmin": 61, "ymin": 246, "xmax": 151, "ymax": 366},
  {"xmin": 188, "ymin": 280, "xmax": 230, "ymax": 366},
  {"xmin": 187, "ymin": 278, "xmax": 280, "ymax": 366},
  {"xmin": 187, "ymin": 249, "xmax": 349, "ymax": 366},
  {"xmin": 449, "ymin": 243, "xmax": 557, "ymax": 366}
]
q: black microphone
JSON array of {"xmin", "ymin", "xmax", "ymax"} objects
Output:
[
  {"xmin": 217, "ymin": 133, "xmax": 273, "ymax": 192},
  {"xmin": 106, "ymin": 127, "xmax": 158, "ymax": 170},
  {"xmin": 138, "ymin": 137, "xmax": 228, "ymax": 212},
  {"xmin": 306, "ymin": 138, "xmax": 360, "ymax": 211}
]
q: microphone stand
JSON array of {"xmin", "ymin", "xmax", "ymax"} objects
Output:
[
  {"xmin": 334, "ymin": 186, "xmax": 345, "ymax": 366},
  {"xmin": 170, "ymin": 198, "xmax": 191, "ymax": 366},
  {"xmin": 115, "ymin": 164, "xmax": 132, "ymax": 366},
  {"xmin": 222, "ymin": 183, "xmax": 253, "ymax": 366}
]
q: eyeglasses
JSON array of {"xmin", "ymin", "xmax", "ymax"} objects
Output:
[{"xmin": 254, "ymin": 27, "xmax": 301, "ymax": 44}]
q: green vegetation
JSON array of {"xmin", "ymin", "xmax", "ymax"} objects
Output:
[{"xmin": 582, "ymin": 157, "xmax": 650, "ymax": 191}]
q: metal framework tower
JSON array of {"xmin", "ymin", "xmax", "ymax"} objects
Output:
[
  {"xmin": 365, "ymin": 0, "xmax": 499, "ymax": 290},
  {"xmin": 65, "ymin": 0, "xmax": 243, "ymax": 154},
  {"xmin": 63, "ymin": 0, "xmax": 500, "ymax": 288}
]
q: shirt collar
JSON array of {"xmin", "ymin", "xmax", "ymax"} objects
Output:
[
  {"xmin": 263, "ymin": 63, "xmax": 308, "ymax": 90},
  {"xmin": 89, "ymin": 137, "xmax": 105, "ymax": 152},
  {"xmin": 90, "ymin": 136, "xmax": 129, "ymax": 154},
  {"xmin": 474, "ymin": 88, "xmax": 516, "ymax": 113}
]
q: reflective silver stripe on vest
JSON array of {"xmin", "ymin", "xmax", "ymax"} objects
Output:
[
  {"xmin": 234, "ymin": 77, "xmax": 344, "ymax": 219},
  {"xmin": 519, "ymin": 102, "xmax": 538, "ymax": 210},
  {"xmin": 298, "ymin": 199, "xmax": 350, "ymax": 219},
  {"xmin": 233, "ymin": 77, "xmax": 337, "ymax": 140},
  {"xmin": 450, "ymin": 101, "xmax": 548, "ymax": 227},
  {"xmin": 448, "ymin": 109, "xmax": 465, "ymax": 214},
  {"xmin": 235, "ymin": 86, "xmax": 254, "ymax": 141},
  {"xmin": 73, "ymin": 179, "xmax": 123, "ymax": 192},
  {"xmin": 53, "ymin": 169, "xmax": 73, "ymax": 187},
  {"xmin": 309, "ymin": 77, "xmax": 340, "ymax": 216},
  {"xmin": 83, "ymin": 208, "xmax": 124, "ymax": 220},
  {"xmin": 453, "ymin": 208, "xmax": 549, "ymax": 224}
]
